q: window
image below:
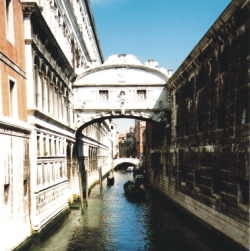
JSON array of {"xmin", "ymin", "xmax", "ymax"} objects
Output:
[
  {"xmin": 49, "ymin": 138, "xmax": 52, "ymax": 156},
  {"xmin": 5, "ymin": 0, "xmax": 14, "ymax": 43},
  {"xmin": 37, "ymin": 135, "xmax": 40, "ymax": 156},
  {"xmin": 4, "ymin": 184, "xmax": 10, "ymax": 203},
  {"xmin": 119, "ymin": 90, "xmax": 125, "ymax": 97},
  {"xmin": 59, "ymin": 162, "xmax": 63, "ymax": 178},
  {"xmin": 9, "ymin": 78, "xmax": 18, "ymax": 117},
  {"xmin": 99, "ymin": 90, "xmax": 109, "ymax": 101},
  {"xmin": 137, "ymin": 90, "xmax": 146, "ymax": 100},
  {"xmin": 3, "ymin": 140, "xmax": 11, "ymax": 203},
  {"xmin": 43, "ymin": 137, "xmax": 46, "ymax": 156}
]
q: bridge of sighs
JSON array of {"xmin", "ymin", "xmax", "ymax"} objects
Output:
[
  {"xmin": 73, "ymin": 54, "xmax": 172, "ymax": 204},
  {"xmin": 73, "ymin": 54, "xmax": 172, "ymax": 132}
]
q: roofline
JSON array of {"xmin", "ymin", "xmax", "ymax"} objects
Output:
[
  {"xmin": 168, "ymin": 0, "xmax": 245, "ymax": 88},
  {"xmin": 84, "ymin": 0, "xmax": 104, "ymax": 63},
  {"xmin": 76, "ymin": 63, "xmax": 169, "ymax": 81}
]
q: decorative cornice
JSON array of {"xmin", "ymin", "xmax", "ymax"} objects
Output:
[
  {"xmin": 31, "ymin": 33, "xmax": 72, "ymax": 90},
  {"xmin": 61, "ymin": 0, "xmax": 91, "ymax": 61},
  {"xmin": 0, "ymin": 52, "xmax": 26, "ymax": 78},
  {"xmin": 21, "ymin": 2, "xmax": 40, "ymax": 17},
  {"xmin": 73, "ymin": 83, "xmax": 166, "ymax": 88},
  {"xmin": 84, "ymin": 0, "xmax": 104, "ymax": 63},
  {"xmin": 28, "ymin": 109, "xmax": 75, "ymax": 136},
  {"xmin": 0, "ymin": 116, "xmax": 31, "ymax": 135},
  {"xmin": 76, "ymin": 64, "xmax": 169, "ymax": 83}
]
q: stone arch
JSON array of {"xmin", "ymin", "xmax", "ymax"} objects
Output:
[
  {"xmin": 73, "ymin": 54, "xmax": 171, "ymax": 133},
  {"xmin": 73, "ymin": 54, "xmax": 172, "ymax": 205},
  {"xmin": 113, "ymin": 158, "xmax": 140, "ymax": 168},
  {"xmin": 75, "ymin": 113, "xmax": 166, "ymax": 137}
]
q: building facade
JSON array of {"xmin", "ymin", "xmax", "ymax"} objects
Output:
[
  {"xmin": 118, "ymin": 133, "xmax": 127, "ymax": 157},
  {"xmin": 118, "ymin": 127, "xmax": 136, "ymax": 158},
  {"xmin": 0, "ymin": 1, "xmax": 116, "ymax": 250},
  {"xmin": 145, "ymin": 0, "xmax": 250, "ymax": 249},
  {"xmin": 134, "ymin": 120, "xmax": 146, "ymax": 159},
  {"xmin": 21, "ymin": 0, "xmax": 104, "ymax": 233},
  {"xmin": 73, "ymin": 54, "xmax": 171, "ymax": 125},
  {"xmin": 0, "ymin": 1, "xmax": 32, "ymax": 250},
  {"xmin": 82, "ymin": 119, "xmax": 116, "ymax": 192}
]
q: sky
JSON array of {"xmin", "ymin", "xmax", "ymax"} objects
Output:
[
  {"xmin": 89, "ymin": 0, "xmax": 231, "ymax": 132},
  {"xmin": 113, "ymin": 118, "xmax": 135, "ymax": 134}
]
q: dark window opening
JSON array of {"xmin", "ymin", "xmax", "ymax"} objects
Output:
[
  {"xmin": 23, "ymin": 179, "xmax": 28, "ymax": 196},
  {"xmin": 4, "ymin": 184, "xmax": 9, "ymax": 203},
  {"xmin": 137, "ymin": 90, "xmax": 146, "ymax": 100},
  {"xmin": 99, "ymin": 90, "xmax": 109, "ymax": 101}
]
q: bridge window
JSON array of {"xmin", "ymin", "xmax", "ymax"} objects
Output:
[
  {"xmin": 137, "ymin": 90, "xmax": 146, "ymax": 100},
  {"xmin": 99, "ymin": 90, "xmax": 109, "ymax": 101}
]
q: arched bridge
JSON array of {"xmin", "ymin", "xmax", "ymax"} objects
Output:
[
  {"xmin": 113, "ymin": 157, "xmax": 140, "ymax": 168},
  {"xmin": 73, "ymin": 54, "xmax": 172, "ymax": 129}
]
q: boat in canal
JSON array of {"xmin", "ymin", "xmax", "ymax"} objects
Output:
[{"xmin": 123, "ymin": 174, "xmax": 145, "ymax": 201}]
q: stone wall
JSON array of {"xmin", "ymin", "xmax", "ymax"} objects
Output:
[
  {"xmin": 146, "ymin": 0, "xmax": 250, "ymax": 249},
  {"xmin": 0, "ymin": 124, "xmax": 31, "ymax": 251}
]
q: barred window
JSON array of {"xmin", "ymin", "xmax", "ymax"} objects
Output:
[
  {"xmin": 99, "ymin": 90, "xmax": 109, "ymax": 101},
  {"xmin": 137, "ymin": 90, "xmax": 146, "ymax": 100}
]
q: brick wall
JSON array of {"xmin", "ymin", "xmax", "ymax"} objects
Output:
[{"xmin": 145, "ymin": 0, "xmax": 250, "ymax": 249}]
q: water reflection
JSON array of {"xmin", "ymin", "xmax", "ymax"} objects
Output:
[
  {"xmin": 29, "ymin": 171, "xmax": 241, "ymax": 251},
  {"xmin": 68, "ymin": 172, "xmax": 149, "ymax": 251}
]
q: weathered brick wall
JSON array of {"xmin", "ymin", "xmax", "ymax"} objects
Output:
[
  {"xmin": 146, "ymin": 0, "xmax": 250, "ymax": 249},
  {"xmin": 0, "ymin": 0, "xmax": 27, "ymax": 119},
  {"xmin": 149, "ymin": 173, "xmax": 249, "ymax": 250}
]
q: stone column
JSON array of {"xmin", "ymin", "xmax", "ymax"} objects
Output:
[{"xmin": 37, "ymin": 70, "xmax": 42, "ymax": 110}]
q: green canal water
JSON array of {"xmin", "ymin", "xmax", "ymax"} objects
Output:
[{"xmin": 28, "ymin": 171, "xmax": 242, "ymax": 251}]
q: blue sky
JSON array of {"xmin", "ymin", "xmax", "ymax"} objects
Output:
[
  {"xmin": 90, "ymin": 0, "xmax": 231, "ymax": 70},
  {"xmin": 89, "ymin": 0, "xmax": 231, "ymax": 132}
]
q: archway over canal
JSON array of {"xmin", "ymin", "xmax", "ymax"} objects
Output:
[
  {"xmin": 73, "ymin": 54, "xmax": 172, "ymax": 207},
  {"xmin": 73, "ymin": 54, "xmax": 172, "ymax": 128}
]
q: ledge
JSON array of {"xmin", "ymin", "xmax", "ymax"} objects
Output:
[
  {"xmin": 0, "ymin": 116, "xmax": 31, "ymax": 135},
  {"xmin": 13, "ymin": 207, "xmax": 70, "ymax": 251}
]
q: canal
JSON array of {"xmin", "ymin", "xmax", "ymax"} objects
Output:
[{"xmin": 28, "ymin": 171, "xmax": 240, "ymax": 251}]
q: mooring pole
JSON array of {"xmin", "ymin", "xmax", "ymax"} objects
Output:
[
  {"xmin": 78, "ymin": 157, "xmax": 88, "ymax": 212},
  {"xmin": 98, "ymin": 166, "xmax": 103, "ymax": 194},
  {"xmin": 76, "ymin": 135, "xmax": 88, "ymax": 213}
]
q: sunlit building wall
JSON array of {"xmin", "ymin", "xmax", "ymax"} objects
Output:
[{"xmin": 21, "ymin": 0, "xmax": 104, "ymax": 241}]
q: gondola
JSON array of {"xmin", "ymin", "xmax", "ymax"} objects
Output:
[{"xmin": 123, "ymin": 174, "xmax": 145, "ymax": 201}]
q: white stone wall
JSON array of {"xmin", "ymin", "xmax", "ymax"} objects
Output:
[
  {"xmin": 75, "ymin": 85, "xmax": 167, "ymax": 111},
  {"xmin": 0, "ymin": 127, "xmax": 31, "ymax": 251},
  {"xmin": 69, "ymin": 0, "xmax": 102, "ymax": 65},
  {"xmin": 21, "ymin": 0, "xmax": 104, "ymax": 236},
  {"xmin": 37, "ymin": 0, "xmax": 102, "ymax": 69},
  {"xmin": 28, "ymin": 124, "xmax": 74, "ymax": 231},
  {"xmin": 74, "ymin": 55, "xmax": 170, "ymax": 124},
  {"xmin": 81, "ymin": 120, "xmax": 114, "ymax": 190}
]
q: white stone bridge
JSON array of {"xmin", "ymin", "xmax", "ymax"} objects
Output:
[
  {"xmin": 73, "ymin": 54, "xmax": 172, "ymax": 132},
  {"xmin": 113, "ymin": 157, "xmax": 140, "ymax": 168}
]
